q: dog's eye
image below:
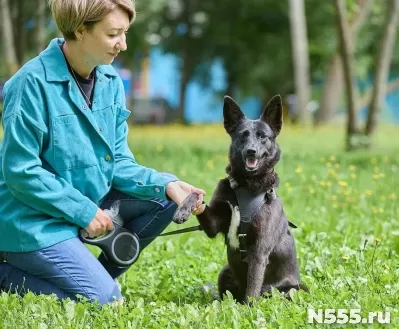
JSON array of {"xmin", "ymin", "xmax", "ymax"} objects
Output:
[
  {"xmin": 256, "ymin": 131, "xmax": 266, "ymax": 139},
  {"xmin": 242, "ymin": 130, "xmax": 250, "ymax": 138}
]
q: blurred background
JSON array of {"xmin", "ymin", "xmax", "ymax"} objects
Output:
[{"xmin": 0, "ymin": 0, "xmax": 398, "ymax": 150}]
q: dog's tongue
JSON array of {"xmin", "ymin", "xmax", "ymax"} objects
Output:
[{"xmin": 246, "ymin": 158, "xmax": 258, "ymax": 169}]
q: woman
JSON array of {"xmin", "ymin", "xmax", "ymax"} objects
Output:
[{"xmin": 0, "ymin": 0, "xmax": 206, "ymax": 305}]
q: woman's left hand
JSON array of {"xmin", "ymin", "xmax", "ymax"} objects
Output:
[{"xmin": 166, "ymin": 181, "xmax": 206, "ymax": 215}]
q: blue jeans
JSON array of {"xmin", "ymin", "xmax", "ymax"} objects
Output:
[{"xmin": 0, "ymin": 185, "xmax": 178, "ymax": 305}]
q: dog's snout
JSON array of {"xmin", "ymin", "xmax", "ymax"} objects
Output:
[{"xmin": 246, "ymin": 148, "xmax": 256, "ymax": 156}]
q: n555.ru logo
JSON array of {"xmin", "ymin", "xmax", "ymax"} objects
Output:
[{"xmin": 308, "ymin": 309, "xmax": 390, "ymax": 324}]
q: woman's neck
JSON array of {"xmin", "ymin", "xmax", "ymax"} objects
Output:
[{"xmin": 63, "ymin": 41, "xmax": 94, "ymax": 78}]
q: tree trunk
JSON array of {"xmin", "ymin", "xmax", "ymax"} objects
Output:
[
  {"xmin": 35, "ymin": 0, "xmax": 47, "ymax": 53},
  {"xmin": 177, "ymin": 48, "xmax": 191, "ymax": 124},
  {"xmin": 0, "ymin": 0, "xmax": 19, "ymax": 76},
  {"xmin": 317, "ymin": 0, "xmax": 373, "ymax": 125},
  {"xmin": 316, "ymin": 54, "xmax": 343, "ymax": 124},
  {"xmin": 288, "ymin": 0, "xmax": 311, "ymax": 125},
  {"xmin": 13, "ymin": 0, "xmax": 26, "ymax": 65},
  {"xmin": 334, "ymin": 0, "xmax": 359, "ymax": 150},
  {"xmin": 365, "ymin": 0, "xmax": 399, "ymax": 139}
]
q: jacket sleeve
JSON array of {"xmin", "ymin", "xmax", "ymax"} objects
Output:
[
  {"xmin": 1, "ymin": 75, "xmax": 98, "ymax": 229},
  {"xmin": 111, "ymin": 77, "xmax": 178, "ymax": 199}
]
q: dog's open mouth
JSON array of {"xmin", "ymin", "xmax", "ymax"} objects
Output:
[{"xmin": 245, "ymin": 158, "xmax": 259, "ymax": 171}]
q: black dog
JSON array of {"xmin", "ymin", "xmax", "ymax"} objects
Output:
[{"xmin": 173, "ymin": 95, "xmax": 306, "ymax": 303}]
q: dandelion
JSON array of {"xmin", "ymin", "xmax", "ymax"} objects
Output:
[
  {"xmin": 329, "ymin": 155, "xmax": 336, "ymax": 162},
  {"xmin": 285, "ymin": 182, "xmax": 291, "ymax": 188},
  {"xmin": 338, "ymin": 180, "xmax": 348, "ymax": 187},
  {"xmin": 389, "ymin": 193, "xmax": 396, "ymax": 200},
  {"xmin": 371, "ymin": 157, "xmax": 378, "ymax": 165},
  {"xmin": 375, "ymin": 238, "xmax": 381, "ymax": 244},
  {"xmin": 364, "ymin": 189, "xmax": 373, "ymax": 196},
  {"xmin": 328, "ymin": 169, "xmax": 337, "ymax": 177},
  {"xmin": 378, "ymin": 208, "xmax": 384, "ymax": 214},
  {"xmin": 331, "ymin": 195, "xmax": 337, "ymax": 201},
  {"xmin": 295, "ymin": 167, "xmax": 303, "ymax": 173},
  {"xmin": 326, "ymin": 162, "xmax": 332, "ymax": 168},
  {"xmin": 309, "ymin": 188, "xmax": 316, "ymax": 194},
  {"xmin": 326, "ymin": 181, "xmax": 332, "ymax": 187},
  {"xmin": 206, "ymin": 160, "xmax": 215, "ymax": 170},
  {"xmin": 373, "ymin": 167, "xmax": 380, "ymax": 174},
  {"xmin": 311, "ymin": 175, "xmax": 317, "ymax": 181},
  {"xmin": 379, "ymin": 173, "xmax": 385, "ymax": 179},
  {"xmin": 349, "ymin": 165, "xmax": 357, "ymax": 171},
  {"xmin": 380, "ymin": 196, "xmax": 386, "ymax": 201},
  {"xmin": 320, "ymin": 181, "xmax": 326, "ymax": 186},
  {"xmin": 350, "ymin": 173, "xmax": 357, "ymax": 179},
  {"xmin": 335, "ymin": 163, "xmax": 340, "ymax": 169},
  {"xmin": 342, "ymin": 255, "xmax": 349, "ymax": 261}
]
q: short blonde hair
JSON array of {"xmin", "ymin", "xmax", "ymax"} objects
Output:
[{"xmin": 49, "ymin": 0, "xmax": 136, "ymax": 40}]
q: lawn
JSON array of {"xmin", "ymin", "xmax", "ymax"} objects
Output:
[{"xmin": 0, "ymin": 123, "xmax": 398, "ymax": 328}]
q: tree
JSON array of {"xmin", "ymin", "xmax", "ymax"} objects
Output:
[
  {"xmin": 316, "ymin": 0, "xmax": 373, "ymax": 125},
  {"xmin": 288, "ymin": 0, "xmax": 311, "ymax": 124},
  {"xmin": 365, "ymin": 0, "xmax": 399, "ymax": 141},
  {"xmin": 0, "ymin": 0, "xmax": 19, "ymax": 77},
  {"xmin": 334, "ymin": 0, "xmax": 363, "ymax": 150}
]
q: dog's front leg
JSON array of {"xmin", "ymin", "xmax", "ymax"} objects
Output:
[
  {"xmin": 244, "ymin": 241, "xmax": 269, "ymax": 303},
  {"xmin": 196, "ymin": 201, "xmax": 230, "ymax": 238}
]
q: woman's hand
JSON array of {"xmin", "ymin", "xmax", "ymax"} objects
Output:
[
  {"xmin": 166, "ymin": 181, "xmax": 206, "ymax": 215},
  {"xmin": 84, "ymin": 208, "xmax": 114, "ymax": 238}
]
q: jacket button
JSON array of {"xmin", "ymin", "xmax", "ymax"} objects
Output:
[
  {"xmin": 155, "ymin": 187, "xmax": 160, "ymax": 193},
  {"xmin": 105, "ymin": 155, "xmax": 111, "ymax": 161},
  {"xmin": 107, "ymin": 181, "xmax": 111, "ymax": 187},
  {"xmin": 82, "ymin": 105, "xmax": 86, "ymax": 110},
  {"xmin": 99, "ymin": 127, "xmax": 103, "ymax": 132}
]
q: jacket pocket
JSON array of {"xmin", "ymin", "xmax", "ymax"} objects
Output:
[{"xmin": 51, "ymin": 115, "xmax": 97, "ymax": 170}]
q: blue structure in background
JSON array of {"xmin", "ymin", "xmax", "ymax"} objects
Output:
[
  {"xmin": 117, "ymin": 46, "xmax": 399, "ymax": 124},
  {"xmin": 141, "ymin": 47, "xmax": 261, "ymax": 123}
]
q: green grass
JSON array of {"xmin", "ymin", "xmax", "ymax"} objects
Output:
[{"xmin": 0, "ymin": 124, "xmax": 399, "ymax": 328}]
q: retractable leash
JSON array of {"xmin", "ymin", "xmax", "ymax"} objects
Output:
[{"xmin": 79, "ymin": 203, "xmax": 202, "ymax": 268}]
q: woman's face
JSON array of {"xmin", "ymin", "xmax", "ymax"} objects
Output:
[{"xmin": 79, "ymin": 7, "xmax": 130, "ymax": 66}]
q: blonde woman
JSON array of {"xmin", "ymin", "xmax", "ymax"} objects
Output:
[{"xmin": 0, "ymin": 0, "xmax": 206, "ymax": 305}]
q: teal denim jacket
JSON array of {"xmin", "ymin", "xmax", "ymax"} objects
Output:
[{"xmin": 0, "ymin": 39, "xmax": 177, "ymax": 252}]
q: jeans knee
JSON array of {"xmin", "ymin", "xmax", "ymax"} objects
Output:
[{"xmin": 85, "ymin": 280, "xmax": 122, "ymax": 306}]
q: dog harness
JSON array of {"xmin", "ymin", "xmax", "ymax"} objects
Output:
[{"xmin": 227, "ymin": 175, "xmax": 297, "ymax": 262}]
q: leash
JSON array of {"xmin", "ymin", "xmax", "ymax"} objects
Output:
[{"xmin": 141, "ymin": 225, "xmax": 203, "ymax": 240}]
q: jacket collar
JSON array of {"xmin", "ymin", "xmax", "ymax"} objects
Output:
[{"xmin": 39, "ymin": 38, "xmax": 119, "ymax": 83}]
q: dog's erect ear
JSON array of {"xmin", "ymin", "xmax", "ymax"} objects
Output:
[
  {"xmin": 223, "ymin": 96, "xmax": 245, "ymax": 134},
  {"xmin": 260, "ymin": 94, "xmax": 283, "ymax": 136}
]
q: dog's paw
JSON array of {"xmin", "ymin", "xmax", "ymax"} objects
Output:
[{"xmin": 172, "ymin": 193, "xmax": 200, "ymax": 224}]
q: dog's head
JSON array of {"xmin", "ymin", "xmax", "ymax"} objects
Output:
[{"xmin": 223, "ymin": 95, "xmax": 282, "ymax": 174}]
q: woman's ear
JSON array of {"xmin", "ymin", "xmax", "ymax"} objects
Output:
[{"xmin": 74, "ymin": 26, "xmax": 85, "ymax": 41}]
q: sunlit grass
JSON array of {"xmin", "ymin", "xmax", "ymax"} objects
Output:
[{"xmin": 0, "ymin": 123, "xmax": 398, "ymax": 328}]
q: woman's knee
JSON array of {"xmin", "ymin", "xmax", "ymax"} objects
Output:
[{"xmin": 83, "ymin": 279, "xmax": 122, "ymax": 306}]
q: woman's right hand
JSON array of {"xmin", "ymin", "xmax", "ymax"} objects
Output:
[{"xmin": 84, "ymin": 208, "xmax": 114, "ymax": 238}]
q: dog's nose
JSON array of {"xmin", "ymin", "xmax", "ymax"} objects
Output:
[{"xmin": 246, "ymin": 149, "xmax": 256, "ymax": 156}]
